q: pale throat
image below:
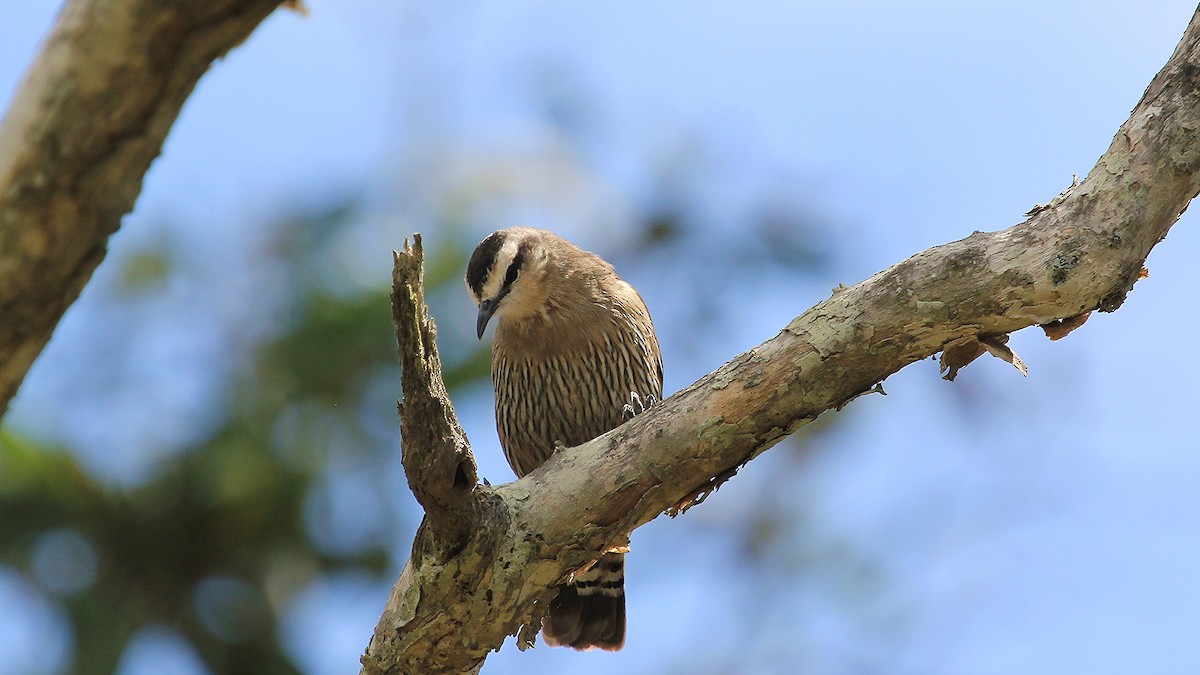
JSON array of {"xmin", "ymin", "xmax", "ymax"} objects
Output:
[
  {"xmin": 500, "ymin": 293, "xmax": 562, "ymax": 332},
  {"xmin": 497, "ymin": 287, "xmax": 601, "ymax": 348}
]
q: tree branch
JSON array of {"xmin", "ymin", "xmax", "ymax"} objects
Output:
[
  {"xmin": 0, "ymin": 0, "xmax": 284, "ymax": 417},
  {"xmin": 390, "ymin": 235, "xmax": 481, "ymax": 556},
  {"xmin": 364, "ymin": 7, "xmax": 1200, "ymax": 674}
]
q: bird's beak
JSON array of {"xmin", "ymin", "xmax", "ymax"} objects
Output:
[{"xmin": 476, "ymin": 298, "xmax": 496, "ymax": 339}]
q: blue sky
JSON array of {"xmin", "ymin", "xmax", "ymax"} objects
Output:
[{"xmin": 4, "ymin": 2, "xmax": 1200, "ymax": 674}]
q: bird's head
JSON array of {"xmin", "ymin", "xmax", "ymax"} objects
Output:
[{"xmin": 465, "ymin": 226, "xmax": 554, "ymax": 339}]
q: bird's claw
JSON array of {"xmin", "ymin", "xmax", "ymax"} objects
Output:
[{"xmin": 622, "ymin": 391, "xmax": 658, "ymax": 421}]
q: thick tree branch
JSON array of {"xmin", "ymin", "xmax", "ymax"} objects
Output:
[
  {"xmin": 365, "ymin": 8, "xmax": 1200, "ymax": 674},
  {"xmin": 0, "ymin": 0, "xmax": 284, "ymax": 417}
]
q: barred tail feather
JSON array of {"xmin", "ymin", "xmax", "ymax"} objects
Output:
[{"xmin": 542, "ymin": 552, "xmax": 626, "ymax": 651}]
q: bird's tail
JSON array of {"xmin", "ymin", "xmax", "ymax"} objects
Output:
[{"xmin": 542, "ymin": 551, "xmax": 626, "ymax": 651}]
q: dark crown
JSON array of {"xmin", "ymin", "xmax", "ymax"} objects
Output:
[{"xmin": 466, "ymin": 231, "xmax": 506, "ymax": 298}]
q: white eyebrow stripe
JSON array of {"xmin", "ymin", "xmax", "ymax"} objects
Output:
[{"xmin": 481, "ymin": 236, "xmax": 521, "ymax": 301}]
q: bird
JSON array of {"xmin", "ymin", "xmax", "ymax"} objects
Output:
[{"xmin": 466, "ymin": 226, "xmax": 663, "ymax": 651}]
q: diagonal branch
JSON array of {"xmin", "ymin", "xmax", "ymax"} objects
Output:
[
  {"xmin": 0, "ymin": 0, "xmax": 285, "ymax": 418},
  {"xmin": 364, "ymin": 7, "xmax": 1200, "ymax": 674}
]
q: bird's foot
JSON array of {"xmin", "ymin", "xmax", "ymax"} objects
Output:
[{"xmin": 622, "ymin": 392, "xmax": 658, "ymax": 421}]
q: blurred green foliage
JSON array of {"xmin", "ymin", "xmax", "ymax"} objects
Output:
[{"xmin": 0, "ymin": 202, "xmax": 490, "ymax": 674}]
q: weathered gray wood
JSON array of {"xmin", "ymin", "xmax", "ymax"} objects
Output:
[{"xmin": 0, "ymin": 0, "xmax": 284, "ymax": 416}]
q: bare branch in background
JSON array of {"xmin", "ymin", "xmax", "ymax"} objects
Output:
[{"xmin": 0, "ymin": 0, "xmax": 284, "ymax": 417}]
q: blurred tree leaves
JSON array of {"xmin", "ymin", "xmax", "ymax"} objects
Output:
[
  {"xmin": 0, "ymin": 200, "xmax": 490, "ymax": 674},
  {"xmin": 267, "ymin": 291, "xmax": 395, "ymax": 404}
]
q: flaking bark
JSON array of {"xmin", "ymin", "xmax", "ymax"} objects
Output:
[
  {"xmin": 365, "ymin": 8, "xmax": 1200, "ymax": 674},
  {"xmin": 0, "ymin": 0, "xmax": 284, "ymax": 417}
]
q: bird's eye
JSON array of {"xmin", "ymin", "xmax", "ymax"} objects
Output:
[{"xmin": 503, "ymin": 259, "xmax": 520, "ymax": 287}]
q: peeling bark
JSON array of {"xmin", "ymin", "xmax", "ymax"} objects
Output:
[
  {"xmin": 364, "ymin": 8, "xmax": 1200, "ymax": 674},
  {"xmin": 0, "ymin": 0, "xmax": 283, "ymax": 416}
]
